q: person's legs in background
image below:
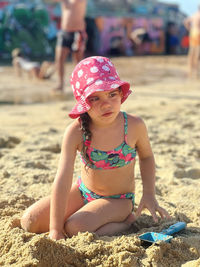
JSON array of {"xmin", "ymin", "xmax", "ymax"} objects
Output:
[
  {"xmin": 72, "ymin": 31, "xmax": 87, "ymax": 63},
  {"xmin": 54, "ymin": 45, "xmax": 70, "ymax": 91}
]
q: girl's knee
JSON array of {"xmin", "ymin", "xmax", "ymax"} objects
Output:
[
  {"xmin": 21, "ymin": 196, "xmax": 50, "ymax": 233},
  {"xmin": 21, "ymin": 209, "xmax": 38, "ymax": 233},
  {"xmin": 64, "ymin": 217, "xmax": 88, "ymax": 237}
]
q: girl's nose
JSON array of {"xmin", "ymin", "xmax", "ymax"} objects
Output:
[{"xmin": 101, "ymin": 99, "xmax": 111, "ymax": 109}]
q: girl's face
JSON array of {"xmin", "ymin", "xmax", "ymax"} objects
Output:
[{"xmin": 87, "ymin": 88, "xmax": 123, "ymax": 123}]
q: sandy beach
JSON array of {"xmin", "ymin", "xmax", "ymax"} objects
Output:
[{"xmin": 0, "ymin": 55, "xmax": 200, "ymax": 267}]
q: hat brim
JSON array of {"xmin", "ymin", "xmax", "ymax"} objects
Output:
[{"xmin": 69, "ymin": 80, "xmax": 131, "ymax": 119}]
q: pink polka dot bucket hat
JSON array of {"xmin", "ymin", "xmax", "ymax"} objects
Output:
[{"xmin": 69, "ymin": 56, "xmax": 132, "ymax": 119}]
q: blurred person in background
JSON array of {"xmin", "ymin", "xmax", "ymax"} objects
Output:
[
  {"xmin": 126, "ymin": 19, "xmax": 151, "ymax": 55},
  {"xmin": 54, "ymin": 0, "xmax": 87, "ymax": 92},
  {"xmin": 165, "ymin": 22, "xmax": 179, "ymax": 55},
  {"xmin": 12, "ymin": 48, "xmax": 55, "ymax": 80},
  {"xmin": 184, "ymin": 6, "xmax": 200, "ymax": 78}
]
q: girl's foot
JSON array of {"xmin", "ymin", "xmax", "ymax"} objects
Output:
[{"xmin": 125, "ymin": 213, "xmax": 137, "ymax": 225}]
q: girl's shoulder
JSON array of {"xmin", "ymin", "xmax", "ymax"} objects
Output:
[
  {"xmin": 126, "ymin": 113, "xmax": 144, "ymax": 126},
  {"xmin": 63, "ymin": 119, "xmax": 82, "ymax": 146},
  {"xmin": 126, "ymin": 113, "xmax": 147, "ymax": 134}
]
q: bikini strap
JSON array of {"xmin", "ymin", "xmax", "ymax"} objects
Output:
[{"xmin": 123, "ymin": 112, "xmax": 128, "ymax": 142}]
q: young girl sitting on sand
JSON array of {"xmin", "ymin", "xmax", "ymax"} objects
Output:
[{"xmin": 21, "ymin": 56, "xmax": 170, "ymax": 240}]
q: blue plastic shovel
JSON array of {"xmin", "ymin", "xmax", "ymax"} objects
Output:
[{"xmin": 139, "ymin": 222, "xmax": 186, "ymax": 243}]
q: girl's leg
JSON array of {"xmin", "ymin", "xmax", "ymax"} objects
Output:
[
  {"xmin": 21, "ymin": 183, "xmax": 84, "ymax": 233},
  {"xmin": 96, "ymin": 213, "xmax": 136, "ymax": 236},
  {"xmin": 64, "ymin": 198, "xmax": 133, "ymax": 237}
]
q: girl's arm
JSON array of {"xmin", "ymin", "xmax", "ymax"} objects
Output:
[
  {"xmin": 133, "ymin": 118, "xmax": 170, "ymax": 221},
  {"xmin": 49, "ymin": 122, "xmax": 80, "ymax": 240}
]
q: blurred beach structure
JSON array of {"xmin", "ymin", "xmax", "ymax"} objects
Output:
[{"xmin": 0, "ymin": 0, "xmax": 189, "ymax": 60}]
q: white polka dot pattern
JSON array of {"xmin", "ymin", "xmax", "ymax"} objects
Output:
[
  {"xmin": 78, "ymin": 70, "xmax": 83, "ymax": 78},
  {"xmin": 68, "ymin": 56, "xmax": 132, "ymax": 119}
]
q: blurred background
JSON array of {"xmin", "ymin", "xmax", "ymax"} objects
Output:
[{"xmin": 0, "ymin": 0, "xmax": 194, "ymax": 61}]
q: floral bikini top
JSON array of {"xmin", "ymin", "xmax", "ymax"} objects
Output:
[{"xmin": 80, "ymin": 112, "xmax": 137, "ymax": 170}]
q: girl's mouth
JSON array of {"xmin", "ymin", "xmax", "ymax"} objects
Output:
[{"xmin": 102, "ymin": 112, "xmax": 113, "ymax": 117}]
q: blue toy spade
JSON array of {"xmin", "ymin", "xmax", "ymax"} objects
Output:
[{"xmin": 138, "ymin": 222, "xmax": 186, "ymax": 243}]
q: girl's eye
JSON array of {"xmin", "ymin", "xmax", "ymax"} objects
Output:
[
  {"xmin": 88, "ymin": 96, "xmax": 99, "ymax": 103},
  {"xmin": 110, "ymin": 91, "xmax": 118, "ymax": 97},
  {"xmin": 110, "ymin": 93, "xmax": 116, "ymax": 97}
]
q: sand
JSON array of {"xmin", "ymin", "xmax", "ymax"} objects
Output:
[{"xmin": 0, "ymin": 56, "xmax": 200, "ymax": 267}]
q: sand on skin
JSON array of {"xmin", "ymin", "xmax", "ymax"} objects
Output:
[{"xmin": 0, "ymin": 56, "xmax": 200, "ymax": 267}]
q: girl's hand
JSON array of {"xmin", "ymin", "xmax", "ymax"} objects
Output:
[
  {"xmin": 135, "ymin": 193, "xmax": 171, "ymax": 222},
  {"xmin": 49, "ymin": 229, "xmax": 67, "ymax": 240}
]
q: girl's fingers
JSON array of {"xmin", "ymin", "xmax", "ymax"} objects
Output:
[
  {"xmin": 148, "ymin": 207, "xmax": 159, "ymax": 222},
  {"xmin": 135, "ymin": 202, "xmax": 171, "ymax": 222},
  {"xmin": 157, "ymin": 206, "xmax": 171, "ymax": 219},
  {"xmin": 148, "ymin": 206, "xmax": 170, "ymax": 222}
]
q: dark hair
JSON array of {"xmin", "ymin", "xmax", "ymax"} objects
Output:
[{"xmin": 80, "ymin": 113, "xmax": 92, "ymax": 167}]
